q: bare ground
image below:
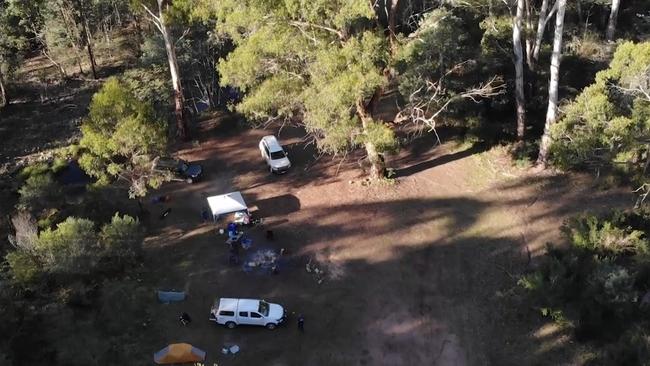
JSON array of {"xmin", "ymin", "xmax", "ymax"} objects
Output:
[{"xmin": 132, "ymin": 116, "xmax": 631, "ymax": 366}]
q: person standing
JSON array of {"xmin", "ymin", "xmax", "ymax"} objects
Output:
[
  {"xmin": 179, "ymin": 312, "xmax": 191, "ymax": 326},
  {"xmin": 297, "ymin": 314, "xmax": 304, "ymax": 333}
]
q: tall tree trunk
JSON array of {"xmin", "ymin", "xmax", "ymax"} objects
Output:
[
  {"xmin": 79, "ymin": 3, "xmax": 98, "ymax": 79},
  {"xmin": 530, "ymin": 0, "xmax": 557, "ymax": 71},
  {"xmin": 0, "ymin": 70, "xmax": 7, "ymax": 108},
  {"xmin": 524, "ymin": 0, "xmax": 534, "ymax": 67},
  {"xmin": 388, "ymin": 0, "xmax": 400, "ymax": 53},
  {"xmin": 157, "ymin": 0, "xmax": 188, "ymax": 140},
  {"xmin": 606, "ymin": 0, "xmax": 620, "ymax": 42},
  {"xmin": 537, "ymin": 0, "xmax": 567, "ymax": 167},
  {"xmin": 113, "ymin": 0, "xmax": 122, "ymax": 26},
  {"xmin": 86, "ymin": 41, "xmax": 98, "ymax": 79},
  {"xmin": 576, "ymin": 0, "xmax": 583, "ymax": 26},
  {"xmin": 356, "ymin": 98, "xmax": 386, "ymax": 179},
  {"xmin": 58, "ymin": 3, "xmax": 84, "ymax": 75},
  {"xmin": 42, "ymin": 49, "xmax": 67, "ymax": 78},
  {"xmin": 513, "ymin": 0, "xmax": 527, "ymax": 142}
]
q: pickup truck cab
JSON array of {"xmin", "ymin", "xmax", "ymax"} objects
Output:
[{"xmin": 209, "ymin": 298, "xmax": 286, "ymax": 330}]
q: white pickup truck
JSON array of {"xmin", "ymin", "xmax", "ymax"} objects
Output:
[{"xmin": 209, "ymin": 298, "xmax": 287, "ymax": 330}]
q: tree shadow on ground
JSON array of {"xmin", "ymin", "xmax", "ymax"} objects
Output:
[
  {"xmin": 395, "ymin": 143, "xmax": 490, "ymax": 178},
  {"xmin": 134, "ymin": 189, "xmax": 595, "ymax": 366}
]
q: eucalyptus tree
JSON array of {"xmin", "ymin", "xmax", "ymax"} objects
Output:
[
  {"xmin": 135, "ymin": 0, "xmax": 189, "ymax": 140},
  {"xmin": 537, "ymin": 0, "xmax": 567, "ymax": 166},
  {"xmin": 200, "ymin": 1, "xmax": 396, "ymax": 178}
]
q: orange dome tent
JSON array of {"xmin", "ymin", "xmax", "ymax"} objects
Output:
[{"xmin": 153, "ymin": 343, "xmax": 206, "ymax": 364}]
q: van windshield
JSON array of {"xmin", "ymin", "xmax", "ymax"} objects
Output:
[
  {"xmin": 258, "ymin": 300, "xmax": 269, "ymax": 316},
  {"xmin": 270, "ymin": 151, "xmax": 286, "ymax": 160}
]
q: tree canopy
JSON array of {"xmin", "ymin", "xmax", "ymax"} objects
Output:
[
  {"xmin": 78, "ymin": 77, "xmax": 168, "ymax": 198},
  {"xmin": 550, "ymin": 41, "xmax": 650, "ymax": 183}
]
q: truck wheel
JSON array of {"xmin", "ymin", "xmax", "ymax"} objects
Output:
[
  {"xmin": 265, "ymin": 323, "xmax": 276, "ymax": 330},
  {"xmin": 226, "ymin": 322, "xmax": 236, "ymax": 329}
]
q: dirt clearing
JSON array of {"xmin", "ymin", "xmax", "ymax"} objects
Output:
[{"xmin": 135, "ymin": 117, "xmax": 630, "ymax": 366}]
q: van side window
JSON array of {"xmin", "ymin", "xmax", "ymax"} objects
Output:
[
  {"xmin": 219, "ymin": 311, "xmax": 235, "ymax": 316},
  {"xmin": 239, "ymin": 312, "xmax": 248, "ymax": 317},
  {"xmin": 250, "ymin": 312, "xmax": 262, "ymax": 318}
]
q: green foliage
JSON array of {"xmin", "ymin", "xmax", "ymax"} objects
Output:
[
  {"xmin": 550, "ymin": 42, "xmax": 650, "ymax": 184},
  {"xmin": 479, "ymin": 15, "xmax": 512, "ymax": 61},
  {"xmin": 0, "ymin": 0, "xmax": 29, "ymax": 77},
  {"xmin": 207, "ymin": 0, "xmax": 395, "ymax": 159},
  {"xmin": 396, "ymin": 9, "xmax": 469, "ymax": 77},
  {"xmin": 19, "ymin": 162, "xmax": 51, "ymax": 179},
  {"xmin": 6, "ymin": 213, "xmax": 144, "ymax": 285},
  {"xmin": 396, "ymin": 8, "xmax": 492, "ymax": 132},
  {"xmin": 18, "ymin": 173, "xmax": 62, "ymax": 211},
  {"xmin": 521, "ymin": 209, "xmax": 650, "ymax": 361},
  {"xmin": 99, "ymin": 214, "xmax": 144, "ymax": 269},
  {"xmin": 38, "ymin": 217, "xmax": 99, "ymax": 276},
  {"xmin": 79, "ymin": 78, "xmax": 168, "ymax": 198},
  {"xmin": 5, "ymin": 251, "xmax": 42, "ymax": 284},
  {"xmin": 120, "ymin": 66, "xmax": 171, "ymax": 107},
  {"xmin": 563, "ymin": 214, "xmax": 648, "ymax": 255},
  {"xmin": 357, "ymin": 120, "xmax": 398, "ymax": 154}
]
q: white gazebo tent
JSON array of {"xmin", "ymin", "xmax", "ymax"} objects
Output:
[{"xmin": 206, "ymin": 191, "xmax": 248, "ymax": 220}]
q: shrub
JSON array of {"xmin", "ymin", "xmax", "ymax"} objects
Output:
[
  {"xmin": 51, "ymin": 158, "xmax": 68, "ymax": 173},
  {"xmin": 6, "ymin": 213, "xmax": 145, "ymax": 286},
  {"xmin": 38, "ymin": 217, "xmax": 99, "ymax": 276},
  {"xmin": 563, "ymin": 214, "xmax": 648, "ymax": 255},
  {"xmin": 521, "ymin": 209, "xmax": 650, "ymax": 352},
  {"xmin": 5, "ymin": 251, "xmax": 42, "ymax": 285},
  {"xmin": 18, "ymin": 173, "xmax": 62, "ymax": 212},
  {"xmin": 566, "ymin": 31, "xmax": 609, "ymax": 62},
  {"xmin": 99, "ymin": 214, "xmax": 144, "ymax": 271},
  {"xmin": 19, "ymin": 162, "xmax": 51, "ymax": 180}
]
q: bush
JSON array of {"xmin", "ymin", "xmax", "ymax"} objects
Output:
[
  {"xmin": 99, "ymin": 214, "xmax": 144, "ymax": 271},
  {"xmin": 19, "ymin": 162, "xmax": 51, "ymax": 180},
  {"xmin": 563, "ymin": 214, "xmax": 648, "ymax": 255},
  {"xmin": 566, "ymin": 31, "xmax": 610, "ymax": 62},
  {"xmin": 521, "ymin": 209, "xmax": 650, "ymax": 359},
  {"xmin": 120, "ymin": 66, "xmax": 170, "ymax": 107},
  {"xmin": 6, "ymin": 213, "xmax": 145, "ymax": 286},
  {"xmin": 18, "ymin": 173, "xmax": 62, "ymax": 212},
  {"xmin": 5, "ymin": 251, "xmax": 42, "ymax": 285},
  {"xmin": 38, "ymin": 217, "xmax": 99, "ymax": 276}
]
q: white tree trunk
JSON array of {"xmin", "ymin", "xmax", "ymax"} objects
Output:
[
  {"xmin": 531, "ymin": 0, "xmax": 557, "ymax": 70},
  {"xmin": 156, "ymin": 0, "xmax": 188, "ymax": 140},
  {"xmin": 388, "ymin": 0, "xmax": 399, "ymax": 53},
  {"xmin": 606, "ymin": 0, "xmax": 621, "ymax": 42},
  {"xmin": 513, "ymin": 0, "xmax": 527, "ymax": 142},
  {"xmin": 0, "ymin": 70, "xmax": 7, "ymax": 107},
  {"xmin": 537, "ymin": 0, "xmax": 567, "ymax": 167}
]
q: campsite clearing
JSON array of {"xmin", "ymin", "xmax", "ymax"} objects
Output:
[{"xmin": 135, "ymin": 117, "xmax": 628, "ymax": 366}]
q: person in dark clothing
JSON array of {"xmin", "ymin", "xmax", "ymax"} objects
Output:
[
  {"xmin": 229, "ymin": 242, "xmax": 240, "ymax": 265},
  {"xmin": 297, "ymin": 314, "xmax": 304, "ymax": 332},
  {"xmin": 160, "ymin": 208, "xmax": 171, "ymax": 219},
  {"xmin": 180, "ymin": 312, "xmax": 191, "ymax": 326},
  {"xmin": 201, "ymin": 208, "xmax": 210, "ymax": 222}
]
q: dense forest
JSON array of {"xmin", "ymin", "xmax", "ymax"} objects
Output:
[{"xmin": 1, "ymin": 0, "xmax": 650, "ymax": 365}]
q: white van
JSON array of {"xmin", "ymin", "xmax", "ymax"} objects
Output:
[
  {"xmin": 209, "ymin": 298, "xmax": 287, "ymax": 330},
  {"xmin": 259, "ymin": 135, "xmax": 291, "ymax": 174}
]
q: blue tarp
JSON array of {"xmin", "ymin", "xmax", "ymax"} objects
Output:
[{"xmin": 157, "ymin": 291, "xmax": 186, "ymax": 304}]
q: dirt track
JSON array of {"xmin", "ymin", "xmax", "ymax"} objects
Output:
[{"xmin": 139, "ymin": 117, "xmax": 630, "ymax": 366}]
